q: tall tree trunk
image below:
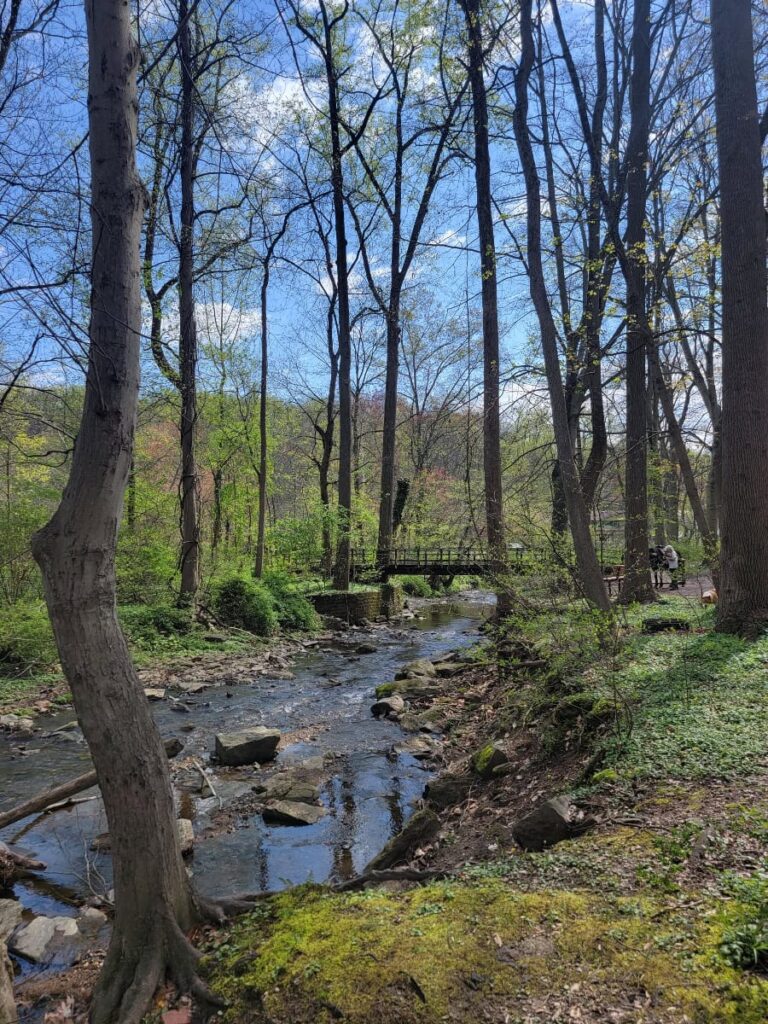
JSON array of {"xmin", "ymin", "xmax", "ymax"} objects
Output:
[
  {"xmin": 512, "ymin": 0, "xmax": 610, "ymax": 612},
  {"xmin": 377, "ymin": 295, "xmax": 401, "ymax": 564},
  {"xmin": 178, "ymin": 0, "xmax": 200, "ymax": 603},
  {"xmin": 620, "ymin": 0, "xmax": 654, "ymax": 603},
  {"xmin": 254, "ymin": 266, "xmax": 270, "ymax": 578},
  {"xmin": 459, "ymin": 0, "xmax": 508, "ymax": 605},
  {"xmin": 712, "ymin": 0, "xmax": 768, "ymax": 633},
  {"xmin": 31, "ymin": 4, "xmax": 214, "ymax": 1020},
  {"xmin": 320, "ymin": 1, "xmax": 353, "ymax": 590}
]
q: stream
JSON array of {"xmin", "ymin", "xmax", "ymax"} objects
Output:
[{"xmin": 0, "ymin": 596, "xmax": 490, "ymax": 985}]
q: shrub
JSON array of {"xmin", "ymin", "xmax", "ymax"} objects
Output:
[
  {"xmin": 120, "ymin": 603, "xmax": 193, "ymax": 645},
  {"xmin": 214, "ymin": 577, "xmax": 278, "ymax": 636},
  {"xmin": 399, "ymin": 575, "xmax": 433, "ymax": 598},
  {"xmin": 262, "ymin": 570, "xmax": 319, "ymax": 632},
  {"xmin": 116, "ymin": 539, "xmax": 177, "ymax": 604},
  {"xmin": 0, "ymin": 601, "xmax": 58, "ymax": 676}
]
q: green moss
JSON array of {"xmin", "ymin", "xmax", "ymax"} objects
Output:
[
  {"xmin": 591, "ymin": 768, "xmax": 619, "ymax": 785},
  {"xmin": 204, "ymin": 880, "xmax": 768, "ymax": 1023},
  {"xmin": 374, "ymin": 682, "xmax": 399, "ymax": 699},
  {"xmin": 472, "ymin": 742, "xmax": 502, "ymax": 778}
]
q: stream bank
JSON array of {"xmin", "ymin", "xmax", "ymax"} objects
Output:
[
  {"xmin": 199, "ymin": 595, "xmax": 768, "ymax": 1024},
  {"xmin": 0, "ymin": 596, "xmax": 492, "ymax": 1019}
]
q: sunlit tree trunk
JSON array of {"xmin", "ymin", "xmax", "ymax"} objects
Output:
[{"xmin": 31, "ymin": 4, "xmax": 215, "ymax": 1020}]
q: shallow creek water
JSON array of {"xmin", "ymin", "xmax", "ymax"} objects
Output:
[{"xmin": 0, "ymin": 598, "xmax": 490, "ymax": 980}]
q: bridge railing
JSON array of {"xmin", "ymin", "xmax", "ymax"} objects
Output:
[{"xmin": 349, "ymin": 544, "xmax": 528, "ymax": 569}]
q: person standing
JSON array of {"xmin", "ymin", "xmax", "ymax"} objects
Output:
[{"xmin": 664, "ymin": 544, "xmax": 680, "ymax": 590}]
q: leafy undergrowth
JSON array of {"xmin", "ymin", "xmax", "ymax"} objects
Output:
[
  {"xmin": 203, "ymin": 873, "xmax": 768, "ymax": 1023},
  {"xmin": 200, "ymin": 595, "xmax": 768, "ymax": 1023}
]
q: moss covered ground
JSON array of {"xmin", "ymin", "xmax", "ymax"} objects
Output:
[{"xmin": 201, "ymin": 594, "xmax": 768, "ymax": 1024}]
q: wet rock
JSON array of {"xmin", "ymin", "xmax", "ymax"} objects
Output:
[
  {"xmin": 394, "ymin": 659, "xmax": 436, "ymax": 681},
  {"xmin": 265, "ymin": 669, "xmax": 295, "ymax": 681},
  {"xmin": 424, "ymin": 773, "xmax": 473, "ymax": 810},
  {"xmin": 472, "ymin": 741, "xmax": 508, "ymax": 779},
  {"xmin": 511, "ymin": 796, "xmax": 578, "ymax": 852},
  {"xmin": 0, "ymin": 902, "xmax": 21, "ymax": 942},
  {"xmin": 0, "ymin": 715, "xmax": 34, "ymax": 735},
  {"xmin": 262, "ymin": 801, "xmax": 326, "ymax": 826},
  {"xmin": 10, "ymin": 916, "xmax": 78, "ymax": 962},
  {"xmin": 365, "ymin": 808, "xmax": 441, "ymax": 871},
  {"xmin": 214, "ymin": 727, "xmax": 281, "ymax": 766},
  {"xmin": 175, "ymin": 681, "xmax": 208, "ymax": 695},
  {"xmin": 356, "ymin": 643, "xmax": 377, "ymax": 655},
  {"xmin": 393, "ymin": 736, "xmax": 440, "ymax": 760},
  {"xmin": 258, "ymin": 772, "xmax": 321, "ymax": 804},
  {"xmin": 371, "ymin": 694, "xmax": 405, "ymax": 719},
  {"xmin": 144, "ymin": 688, "xmax": 166, "ymax": 701}
]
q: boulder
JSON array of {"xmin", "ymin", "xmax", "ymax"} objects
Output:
[
  {"xmin": 77, "ymin": 907, "xmax": 108, "ymax": 934},
  {"xmin": 0, "ymin": 716, "xmax": 34, "ymax": 735},
  {"xmin": 262, "ymin": 801, "xmax": 326, "ymax": 826},
  {"xmin": 356, "ymin": 643, "xmax": 377, "ymax": 655},
  {"xmin": 423, "ymin": 774, "xmax": 473, "ymax": 810},
  {"xmin": 511, "ymin": 796, "xmax": 577, "ymax": 852},
  {"xmin": 144, "ymin": 688, "xmax": 166, "ymax": 701},
  {"xmin": 394, "ymin": 659, "xmax": 436, "ymax": 681},
  {"xmin": 10, "ymin": 916, "xmax": 78, "ymax": 963},
  {"xmin": 365, "ymin": 809, "xmax": 441, "ymax": 871},
  {"xmin": 214, "ymin": 727, "xmax": 281, "ymax": 766},
  {"xmin": 432, "ymin": 661, "xmax": 464, "ymax": 678},
  {"xmin": 472, "ymin": 741, "xmax": 508, "ymax": 779},
  {"xmin": 258, "ymin": 772, "xmax": 321, "ymax": 804},
  {"xmin": 371, "ymin": 694, "xmax": 405, "ymax": 719},
  {"xmin": 0, "ymin": 902, "xmax": 21, "ymax": 942},
  {"xmin": 393, "ymin": 736, "xmax": 440, "ymax": 760},
  {"xmin": 0, "ymin": 944, "xmax": 13, "ymax": 1024}
]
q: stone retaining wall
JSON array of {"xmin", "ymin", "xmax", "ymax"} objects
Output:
[{"xmin": 309, "ymin": 589, "xmax": 382, "ymax": 625}]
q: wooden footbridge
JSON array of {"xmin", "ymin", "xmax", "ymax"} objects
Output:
[{"xmin": 349, "ymin": 544, "xmax": 528, "ymax": 581}]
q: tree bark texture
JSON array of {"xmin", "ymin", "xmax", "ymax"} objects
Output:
[
  {"xmin": 178, "ymin": 0, "xmax": 201, "ymax": 602},
  {"xmin": 619, "ymin": 0, "xmax": 654, "ymax": 603},
  {"xmin": 711, "ymin": 0, "xmax": 768, "ymax": 633},
  {"xmin": 31, "ymin": 4, "xmax": 214, "ymax": 1020}
]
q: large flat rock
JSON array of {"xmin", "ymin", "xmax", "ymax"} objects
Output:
[
  {"xmin": 214, "ymin": 727, "xmax": 281, "ymax": 766},
  {"xmin": 262, "ymin": 801, "xmax": 326, "ymax": 826}
]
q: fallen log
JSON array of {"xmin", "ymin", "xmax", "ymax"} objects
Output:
[{"xmin": 0, "ymin": 736, "xmax": 183, "ymax": 833}]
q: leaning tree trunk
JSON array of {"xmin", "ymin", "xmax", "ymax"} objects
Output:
[
  {"xmin": 459, "ymin": 0, "xmax": 508, "ymax": 610},
  {"xmin": 178, "ymin": 0, "xmax": 200, "ymax": 603},
  {"xmin": 512, "ymin": 0, "xmax": 610, "ymax": 612},
  {"xmin": 711, "ymin": 0, "xmax": 768, "ymax": 633},
  {"xmin": 619, "ymin": 0, "xmax": 654, "ymax": 604},
  {"xmin": 31, "ymin": 4, "xmax": 215, "ymax": 1021}
]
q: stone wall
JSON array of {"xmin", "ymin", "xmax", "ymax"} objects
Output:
[
  {"xmin": 380, "ymin": 583, "xmax": 403, "ymax": 619},
  {"xmin": 309, "ymin": 589, "xmax": 382, "ymax": 625}
]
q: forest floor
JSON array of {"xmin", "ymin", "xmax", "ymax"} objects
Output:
[{"xmin": 199, "ymin": 593, "xmax": 768, "ymax": 1024}]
